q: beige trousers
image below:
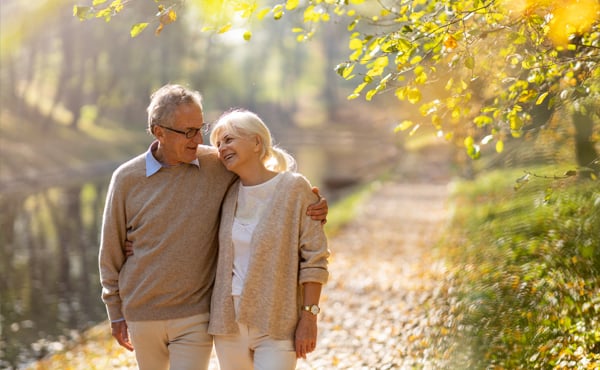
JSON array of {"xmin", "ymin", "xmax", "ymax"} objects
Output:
[
  {"xmin": 128, "ymin": 312, "xmax": 212, "ymax": 370},
  {"xmin": 213, "ymin": 297, "xmax": 297, "ymax": 370}
]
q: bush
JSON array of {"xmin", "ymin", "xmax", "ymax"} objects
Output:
[{"xmin": 436, "ymin": 168, "xmax": 600, "ymax": 369}]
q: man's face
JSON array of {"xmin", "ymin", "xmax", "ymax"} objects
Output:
[{"xmin": 156, "ymin": 103, "xmax": 204, "ymax": 165}]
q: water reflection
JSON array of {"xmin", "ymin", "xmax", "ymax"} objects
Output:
[
  {"xmin": 0, "ymin": 183, "xmax": 108, "ymax": 369},
  {"xmin": 0, "ymin": 135, "xmax": 398, "ymax": 368}
]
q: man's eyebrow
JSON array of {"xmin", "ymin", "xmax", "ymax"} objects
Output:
[{"xmin": 183, "ymin": 123, "xmax": 204, "ymax": 129}]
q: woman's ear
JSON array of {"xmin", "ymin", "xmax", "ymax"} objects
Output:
[{"xmin": 253, "ymin": 135, "xmax": 262, "ymax": 152}]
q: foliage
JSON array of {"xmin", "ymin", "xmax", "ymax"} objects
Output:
[
  {"xmin": 435, "ymin": 167, "xmax": 600, "ymax": 368},
  {"xmin": 72, "ymin": 0, "xmax": 600, "ymax": 161}
]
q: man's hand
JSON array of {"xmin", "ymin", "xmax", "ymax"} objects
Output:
[
  {"xmin": 111, "ymin": 320, "xmax": 134, "ymax": 351},
  {"xmin": 307, "ymin": 187, "xmax": 328, "ymax": 225}
]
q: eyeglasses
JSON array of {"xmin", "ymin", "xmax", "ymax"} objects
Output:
[{"xmin": 157, "ymin": 123, "xmax": 210, "ymax": 138}]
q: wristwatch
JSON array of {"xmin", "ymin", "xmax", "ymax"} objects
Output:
[{"xmin": 301, "ymin": 304, "xmax": 320, "ymax": 315}]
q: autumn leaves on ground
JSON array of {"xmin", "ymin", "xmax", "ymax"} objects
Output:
[{"xmin": 29, "ymin": 142, "xmax": 454, "ymax": 370}]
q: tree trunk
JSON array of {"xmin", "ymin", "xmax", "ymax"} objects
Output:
[{"xmin": 572, "ymin": 108, "xmax": 599, "ymax": 177}]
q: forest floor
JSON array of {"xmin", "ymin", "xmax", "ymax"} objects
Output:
[{"xmin": 28, "ymin": 139, "xmax": 455, "ymax": 370}]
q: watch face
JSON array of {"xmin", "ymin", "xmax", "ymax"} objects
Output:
[{"xmin": 310, "ymin": 305, "xmax": 320, "ymax": 315}]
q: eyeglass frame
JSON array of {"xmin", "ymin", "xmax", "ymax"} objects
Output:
[{"xmin": 156, "ymin": 123, "xmax": 211, "ymax": 138}]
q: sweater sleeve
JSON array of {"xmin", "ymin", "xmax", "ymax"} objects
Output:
[
  {"xmin": 295, "ymin": 175, "xmax": 330, "ymax": 285},
  {"xmin": 98, "ymin": 168, "xmax": 129, "ymax": 322}
]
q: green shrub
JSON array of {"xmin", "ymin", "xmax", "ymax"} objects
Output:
[{"xmin": 437, "ymin": 168, "xmax": 600, "ymax": 369}]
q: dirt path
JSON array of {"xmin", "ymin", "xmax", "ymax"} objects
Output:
[{"xmin": 296, "ymin": 143, "xmax": 453, "ymax": 369}]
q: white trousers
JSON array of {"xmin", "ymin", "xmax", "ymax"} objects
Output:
[
  {"xmin": 214, "ymin": 297, "xmax": 297, "ymax": 370},
  {"xmin": 128, "ymin": 312, "xmax": 213, "ymax": 370}
]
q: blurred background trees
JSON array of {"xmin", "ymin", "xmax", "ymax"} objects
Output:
[{"xmin": 72, "ymin": 0, "xmax": 600, "ymax": 175}]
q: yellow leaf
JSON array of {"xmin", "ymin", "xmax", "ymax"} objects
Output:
[
  {"xmin": 286, "ymin": 0, "xmax": 299, "ymax": 10},
  {"xmin": 243, "ymin": 31, "xmax": 252, "ymax": 41},
  {"xmin": 410, "ymin": 55, "xmax": 423, "ymax": 65},
  {"xmin": 394, "ymin": 120, "xmax": 414, "ymax": 132},
  {"xmin": 496, "ymin": 140, "xmax": 504, "ymax": 153},
  {"xmin": 353, "ymin": 82, "xmax": 367, "ymax": 94},
  {"xmin": 218, "ymin": 23, "xmax": 232, "ymax": 34},
  {"xmin": 257, "ymin": 7, "xmax": 271, "ymax": 20},
  {"xmin": 349, "ymin": 38, "xmax": 362, "ymax": 50},
  {"xmin": 366, "ymin": 89, "xmax": 377, "ymax": 101},
  {"xmin": 342, "ymin": 63, "xmax": 355, "ymax": 79},
  {"xmin": 130, "ymin": 22, "xmax": 149, "ymax": 38},
  {"xmin": 536, "ymin": 92, "xmax": 549, "ymax": 105},
  {"xmin": 407, "ymin": 88, "xmax": 421, "ymax": 104}
]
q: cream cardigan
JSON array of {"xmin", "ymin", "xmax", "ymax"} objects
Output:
[{"xmin": 208, "ymin": 171, "xmax": 330, "ymax": 340}]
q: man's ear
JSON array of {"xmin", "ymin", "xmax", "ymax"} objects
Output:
[{"xmin": 153, "ymin": 125, "xmax": 166, "ymax": 142}]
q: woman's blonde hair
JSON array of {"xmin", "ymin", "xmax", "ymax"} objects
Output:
[{"xmin": 209, "ymin": 109, "xmax": 296, "ymax": 173}]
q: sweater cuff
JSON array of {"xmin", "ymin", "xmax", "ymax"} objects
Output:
[
  {"xmin": 299, "ymin": 267, "xmax": 329, "ymax": 285},
  {"xmin": 107, "ymin": 304, "xmax": 124, "ymax": 322}
]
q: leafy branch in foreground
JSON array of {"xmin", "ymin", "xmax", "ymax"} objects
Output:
[{"xmin": 72, "ymin": 0, "xmax": 599, "ymax": 167}]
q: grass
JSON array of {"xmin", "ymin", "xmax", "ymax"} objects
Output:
[{"xmin": 434, "ymin": 165, "xmax": 600, "ymax": 369}]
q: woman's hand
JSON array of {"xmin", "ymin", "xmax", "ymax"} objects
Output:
[
  {"xmin": 295, "ymin": 312, "xmax": 318, "ymax": 359},
  {"xmin": 123, "ymin": 239, "xmax": 134, "ymax": 257}
]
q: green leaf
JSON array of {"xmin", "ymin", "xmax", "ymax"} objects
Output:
[
  {"xmin": 465, "ymin": 56, "xmax": 474, "ymax": 69},
  {"xmin": 130, "ymin": 22, "xmax": 149, "ymax": 38},
  {"xmin": 73, "ymin": 6, "xmax": 91, "ymax": 20}
]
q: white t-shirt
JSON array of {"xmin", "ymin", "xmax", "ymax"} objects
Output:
[{"xmin": 231, "ymin": 173, "xmax": 283, "ymax": 295}]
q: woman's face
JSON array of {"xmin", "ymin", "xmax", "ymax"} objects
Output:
[{"xmin": 214, "ymin": 128, "xmax": 260, "ymax": 174}]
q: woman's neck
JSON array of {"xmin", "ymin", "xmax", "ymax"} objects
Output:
[{"xmin": 238, "ymin": 165, "xmax": 278, "ymax": 186}]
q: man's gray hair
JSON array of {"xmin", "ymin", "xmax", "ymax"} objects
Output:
[{"xmin": 147, "ymin": 84, "xmax": 203, "ymax": 133}]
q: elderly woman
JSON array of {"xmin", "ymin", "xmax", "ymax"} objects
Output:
[{"xmin": 208, "ymin": 109, "xmax": 330, "ymax": 370}]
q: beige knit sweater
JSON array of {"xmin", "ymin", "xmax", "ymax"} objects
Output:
[
  {"xmin": 99, "ymin": 145, "xmax": 236, "ymax": 322},
  {"xmin": 208, "ymin": 171, "xmax": 330, "ymax": 340}
]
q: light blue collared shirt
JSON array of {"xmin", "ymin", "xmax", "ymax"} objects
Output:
[{"xmin": 145, "ymin": 141, "xmax": 200, "ymax": 177}]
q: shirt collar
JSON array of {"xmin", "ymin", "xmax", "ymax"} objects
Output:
[{"xmin": 145, "ymin": 141, "xmax": 200, "ymax": 177}]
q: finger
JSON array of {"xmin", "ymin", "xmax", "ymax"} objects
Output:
[
  {"xmin": 296, "ymin": 343, "xmax": 307, "ymax": 359},
  {"xmin": 311, "ymin": 186, "xmax": 321, "ymax": 199},
  {"xmin": 113, "ymin": 326, "xmax": 134, "ymax": 351},
  {"xmin": 118, "ymin": 336, "xmax": 134, "ymax": 351},
  {"xmin": 295, "ymin": 347, "xmax": 304, "ymax": 359}
]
